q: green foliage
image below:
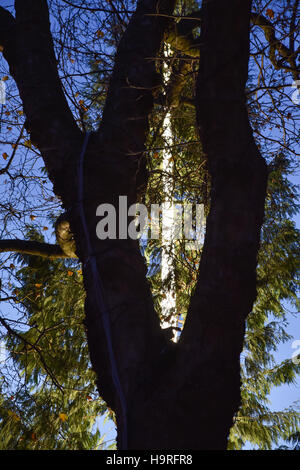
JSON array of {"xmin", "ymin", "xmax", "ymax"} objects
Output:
[
  {"xmin": 278, "ymin": 431, "xmax": 300, "ymax": 450},
  {"xmin": 144, "ymin": 48, "xmax": 206, "ymax": 325},
  {"xmin": 0, "ymin": 228, "xmax": 107, "ymax": 449},
  {"xmin": 228, "ymin": 156, "xmax": 300, "ymax": 449}
]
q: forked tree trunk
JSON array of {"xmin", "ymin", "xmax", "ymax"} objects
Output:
[{"xmin": 0, "ymin": 0, "xmax": 268, "ymax": 449}]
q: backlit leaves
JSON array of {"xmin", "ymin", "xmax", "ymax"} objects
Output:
[
  {"xmin": 266, "ymin": 8, "xmax": 275, "ymax": 19},
  {"xmin": 59, "ymin": 413, "xmax": 68, "ymax": 423}
]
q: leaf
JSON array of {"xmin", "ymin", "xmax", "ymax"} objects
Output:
[
  {"xmin": 42, "ymin": 226, "xmax": 48, "ymax": 231},
  {"xmin": 30, "ymin": 215, "xmax": 36, "ymax": 220},
  {"xmin": 67, "ymin": 270, "xmax": 74, "ymax": 277},
  {"xmin": 35, "ymin": 283, "xmax": 42, "ymax": 288},
  {"xmin": 2, "ymin": 152, "xmax": 8, "ymax": 160},
  {"xmin": 59, "ymin": 413, "xmax": 68, "ymax": 422},
  {"xmin": 96, "ymin": 30, "xmax": 104, "ymax": 39},
  {"xmin": 0, "ymin": 45, "xmax": 4, "ymax": 52},
  {"xmin": 8, "ymin": 410, "xmax": 20, "ymax": 422},
  {"xmin": 266, "ymin": 8, "xmax": 274, "ymax": 19},
  {"xmin": 68, "ymin": 53, "xmax": 75, "ymax": 63},
  {"xmin": 1, "ymin": 76, "xmax": 8, "ymax": 81},
  {"xmin": 78, "ymin": 99, "xmax": 87, "ymax": 111},
  {"xmin": 24, "ymin": 139, "xmax": 32, "ymax": 149}
]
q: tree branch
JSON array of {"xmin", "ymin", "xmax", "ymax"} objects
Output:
[
  {"xmin": 178, "ymin": 0, "xmax": 268, "ymax": 449},
  {"xmin": 0, "ymin": 125, "xmax": 24, "ymax": 175},
  {"xmin": 289, "ymin": 0, "xmax": 299, "ymax": 54},
  {"xmin": 166, "ymin": 60, "xmax": 194, "ymax": 107},
  {"xmin": 0, "ymin": 239, "xmax": 75, "ymax": 259},
  {"xmin": 98, "ymin": 0, "xmax": 176, "ymax": 163},
  {"xmin": 251, "ymin": 11, "xmax": 299, "ymax": 81},
  {"xmin": 0, "ymin": 6, "xmax": 15, "ymax": 39},
  {"xmin": 161, "ymin": 5, "xmax": 300, "ymax": 110},
  {"xmin": 164, "ymin": 11, "xmax": 202, "ymax": 57},
  {"xmin": 0, "ymin": 1, "xmax": 81, "ymax": 194},
  {"xmin": 164, "ymin": 6, "xmax": 300, "ymax": 85},
  {"xmin": 70, "ymin": 0, "xmax": 177, "ymax": 443},
  {"xmin": 0, "ymin": 316, "xmax": 63, "ymax": 391}
]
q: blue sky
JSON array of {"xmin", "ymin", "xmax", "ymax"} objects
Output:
[{"xmin": 267, "ymin": 170, "xmax": 300, "ymax": 417}]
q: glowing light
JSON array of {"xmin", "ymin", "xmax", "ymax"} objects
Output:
[{"xmin": 160, "ymin": 46, "xmax": 177, "ymax": 340}]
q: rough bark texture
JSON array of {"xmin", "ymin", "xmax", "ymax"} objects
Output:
[{"xmin": 0, "ymin": 0, "xmax": 268, "ymax": 449}]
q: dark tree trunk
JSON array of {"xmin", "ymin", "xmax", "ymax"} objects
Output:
[
  {"xmin": 0, "ymin": 0, "xmax": 268, "ymax": 449},
  {"xmin": 116, "ymin": 0, "xmax": 268, "ymax": 450}
]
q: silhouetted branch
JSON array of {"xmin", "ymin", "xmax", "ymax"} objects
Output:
[{"xmin": 0, "ymin": 239, "xmax": 76, "ymax": 258}]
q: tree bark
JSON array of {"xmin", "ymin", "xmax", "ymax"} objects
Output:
[
  {"xmin": 0, "ymin": 239, "xmax": 70, "ymax": 258},
  {"xmin": 118, "ymin": 0, "xmax": 268, "ymax": 449},
  {"xmin": 0, "ymin": 0, "xmax": 268, "ymax": 449},
  {"xmin": 1, "ymin": 0, "xmax": 176, "ymax": 449},
  {"xmin": 178, "ymin": 0, "xmax": 268, "ymax": 449}
]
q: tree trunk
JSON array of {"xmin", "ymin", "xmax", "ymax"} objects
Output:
[
  {"xmin": 119, "ymin": 0, "xmax": 268, "ymax": 449},
  {"xmin": 174, "ymin": 0, "xmax": 268, "ymax": 449}
]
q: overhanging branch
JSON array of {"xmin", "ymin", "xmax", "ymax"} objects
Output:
[
  {"xmin": 164, "ymin": 11, "xmax": 202, "ymax": 57},
  {"xmin": 0, "ymin": 239, "xmax": 75, "ymax": 259},
  {"xmin": 164, "ymin": 7, "xmax": 299, "ymax": 82},
  {"xmin": 162, "ymin": 6, "xmax": 299, "ymax": 111},
  {"xmin": 251, "ymin": 11, "xmax": 299, "ymax": 80},
  {"xmin": 0, "ymin": 1, "xmax": 81, "ymax": 194}
]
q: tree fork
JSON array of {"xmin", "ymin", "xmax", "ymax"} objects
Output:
[{"xmin": 109, "ymin": 0, "xmax": 269, "ymax": 450}]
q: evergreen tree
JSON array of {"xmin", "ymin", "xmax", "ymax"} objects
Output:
[{"xmin": 0, "ymin": 228, "xmax": 108, "ymax": 449}]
